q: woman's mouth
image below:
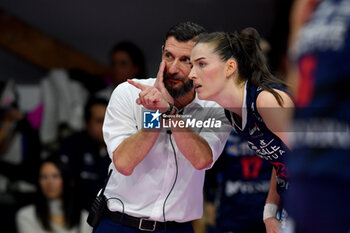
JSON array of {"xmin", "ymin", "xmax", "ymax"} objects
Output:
[{"xmin": 194, "ymin": 83, "xmax": 202, "ymax": 91}]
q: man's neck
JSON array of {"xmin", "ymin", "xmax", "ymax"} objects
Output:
[{"xmin": 173, "ymin": 90, "xmax": 195, "ymax": 109}]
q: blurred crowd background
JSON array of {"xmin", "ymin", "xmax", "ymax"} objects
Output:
[{"xmin": 1, "ymin": 0, "xmax": 349, "ymax": 233}]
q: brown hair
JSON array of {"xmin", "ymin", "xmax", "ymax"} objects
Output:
[{"xmin": 196, "ymin": 28, "xmax": 287, "ymax": 106}]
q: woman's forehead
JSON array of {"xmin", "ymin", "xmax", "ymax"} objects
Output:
[{"xmin": 191, "ymin": 43, "xmax": 216, "ymax": 58}]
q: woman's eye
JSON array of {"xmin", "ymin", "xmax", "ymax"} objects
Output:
[{"xmin": 199, "ymin": 62, "xmax": 205, "ymax": 67}]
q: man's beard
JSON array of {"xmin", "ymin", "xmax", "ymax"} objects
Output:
[{"xmin": 163, "ymin": 72, "xmax": 194, "ymax": 99}]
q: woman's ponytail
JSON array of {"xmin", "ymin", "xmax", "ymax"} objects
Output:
[{"xmin": 238, "ymin": 27, "xmax": 286, "ymax": 106}]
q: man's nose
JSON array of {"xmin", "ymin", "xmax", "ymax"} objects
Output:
[{"xmin": 167, "ymin": 60, "xmax": 180, "ymax": 74}]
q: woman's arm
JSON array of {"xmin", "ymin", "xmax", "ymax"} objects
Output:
[
  {"xmin": 257, "ymin": 89, "xmax": 294, "ymax": 233},
  {"xmin": 256, "ymin": 89, "xmax": 294, "ymax": 147}
]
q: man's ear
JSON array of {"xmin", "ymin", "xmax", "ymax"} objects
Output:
[
  {"xmin": 226, "ymin": 59, "xmax": 237, "ymax": 78},
  {"xmin": 161, "ymin": 45, "xmax": 165, "ymax": 54}
]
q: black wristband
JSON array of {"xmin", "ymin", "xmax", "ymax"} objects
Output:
[
  {"xmin": 171, "ymin": 105, "xmax": 179, "ymax": 115},
  {"xmin": 164, "ymin": 102, "xmax": 174, "ymax": 115}
]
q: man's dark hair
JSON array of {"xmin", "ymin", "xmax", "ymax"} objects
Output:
[
  {"xmin": 110, "ymin": 41, "xmax": 147, "ymax": 78},
  {"xmin": 165, "ymin": 21, "xmax": 206, "ymax": 43},
  {"xmin": 84, "ymin": 97, "xmax": 108, "ymax": 122}
]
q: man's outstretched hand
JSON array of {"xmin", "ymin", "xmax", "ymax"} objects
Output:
[{"xmin": 128, "ymin": 79, "xmax": 169, "ymax": 112}]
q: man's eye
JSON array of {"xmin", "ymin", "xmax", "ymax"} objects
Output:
[{"xmin": 185, "ymin": 58, "xmax": 191, "ymax": 63}]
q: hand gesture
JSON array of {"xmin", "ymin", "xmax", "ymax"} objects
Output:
[
  {"xmin": 128, "ymin": 79, "xmax": 169, "ymax": 112},
  {"xmin": 154, "ymin": 61, "xmax": 174, "ymax": 104}
]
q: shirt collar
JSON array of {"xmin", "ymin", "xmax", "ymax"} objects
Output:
[{"xmin": 186, "ymin": 93, "xmax": 202, "ymax": 108}]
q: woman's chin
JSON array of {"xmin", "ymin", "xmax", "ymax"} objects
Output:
[
  {"xmin": 197, "ymin": 92, "xmax": 212, "ymax": 101},
  {"xmin": 197, "ymin": 93, "xmax": 206, "ymax": 100},
  {"xmin": 195, "ymin": 89, "xmax": 206, "ymax": 100}
]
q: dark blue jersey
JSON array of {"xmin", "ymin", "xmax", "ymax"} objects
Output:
[
  {"xmin": 57, "ymin": 131, "xmax": 111, "ymax": 209},
  {"xmin": 205, "ymin": 131, "xmax": 272, "ymax": 233},
  {"xmin": 290, "ymin": 0, "xmax": 350, "ymax": 180},
  {"xmin": 286, "ymin": 0, "xmax": 350, "ymax": 232},
  {"xmin": 225, "ymin": 80, "xmax": 291, "ymax": 193}
]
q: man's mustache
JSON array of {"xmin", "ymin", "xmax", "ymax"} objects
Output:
[{"xmin": 163, "ymin": 72, "xmax": 185, "ymax": 82}]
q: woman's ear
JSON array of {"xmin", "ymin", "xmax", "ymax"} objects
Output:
[{"xmin": 226, "ymin": 59, "xmax": 237, "ymax": 78}]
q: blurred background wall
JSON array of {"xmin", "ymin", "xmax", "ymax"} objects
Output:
[{"xmin": 0, "ymin": 0, "xmax": 292, "ymax": 84}]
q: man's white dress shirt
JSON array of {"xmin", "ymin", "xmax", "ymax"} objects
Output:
[{"xmin": 102, "ymin": 78, "xmax": 231, "ymax": 222}]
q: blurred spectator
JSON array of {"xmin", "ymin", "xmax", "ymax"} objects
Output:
[
  {"xmin": 286, "ymin": 0, "xmax": 350, "ymax": 232},
  {"xmin": 97, "ymin": 41, "xmax": 147, "ymax": 100},
  {"xmin": 0, "ymin": 80, "xmax": 41, "ymax": 183},
  {"xmin": 39, "ymin": 69, "xmax": 90, "ymax": 149},
  {"xmin": 0, "ymin": 80, "xmax": 41, "ymax": 233},
  {"xmin": 38, "ymin": 68, "xmax": 107, "ymax": 150},
  {"xmin": 16, "ymin": 157, "xmax": 91, "ymax": 233},
  {"xmin": 204, "ymin": 131, "xmax": 272, "ymax": 233},
  {"xmin": 56, "ymin": 97, "xmax": 110, "ymax": 210}
]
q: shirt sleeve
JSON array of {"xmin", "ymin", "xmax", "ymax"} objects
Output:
[
  {"xmin": 102, "ymin": 82, "xmax": 139, "ymax": 159},
  {"xmin": 199, "ymin": 108, "xmax": 231, "ymax": 169}
]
